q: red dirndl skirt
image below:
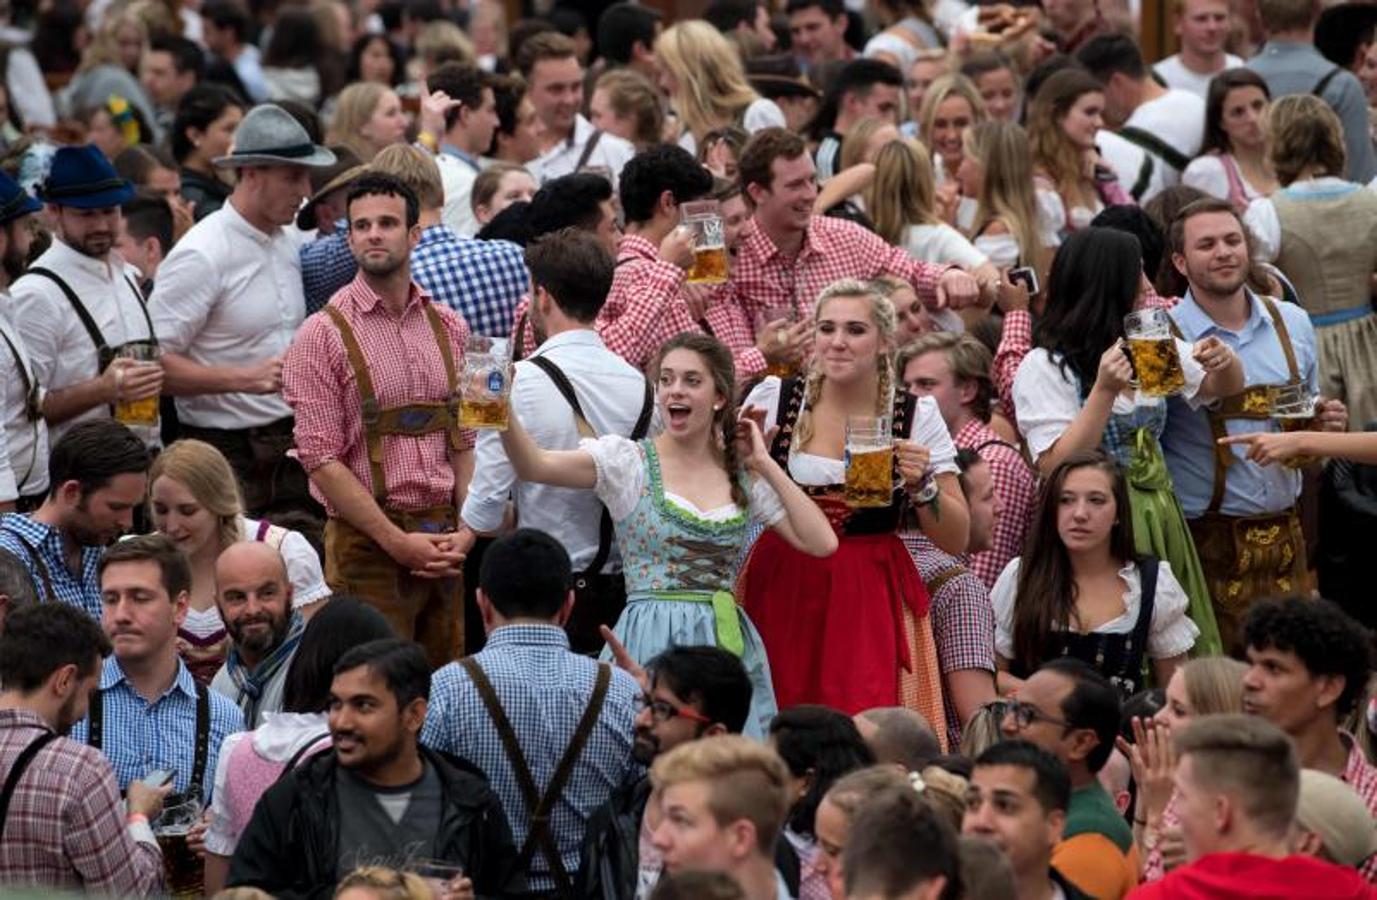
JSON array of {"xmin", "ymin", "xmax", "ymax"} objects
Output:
[{"xmin": 739, "ymin": 527, "xmax": 941, "ymax": 719}]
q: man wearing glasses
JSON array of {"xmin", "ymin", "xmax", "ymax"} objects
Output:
[{"xmin": 996, "ymin": 659, "xmax": 1137, "ymax": 900}]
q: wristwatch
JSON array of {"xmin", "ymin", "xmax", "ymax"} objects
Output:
[{"xmin": 910, "ymin": 470, "xmax": 939, "ymax": 505}]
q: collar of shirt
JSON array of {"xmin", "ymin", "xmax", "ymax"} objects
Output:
[
  {"xmin": 1259, "ymin": 40, "xmax": 1316, "ymax": 58},
  {"xmin": 530, "ymin": 327, "xmax": 607, "ymax": 357},
  {"xmin": 0, "ymin": 707, "xmax": 53, "ymax": 733},
  {"xmin": 416, "ymin": 223, "xmax": 463, "ymax": 252},
  {"xmin": 1176, "ymin": 288, "xmax": 1270, "ymax": 344},
  {"xmin": 337, "ymin": 270, "xmax": 429, "ymax": 316},
  {"xmin": 441, "ymin": 144, "xmax": 483, "ymax": 172},
  {"xmin": 100, "ymin": 654, "xmax": 199, "ymax": 705},
  {"xmin": 221, "ymin": 196, "xmax": 281, "ymax": 248},
  {"xmin": 954, "ymin": 418, "xmax": 998, "ymax": 449},
  {"xmin": 484, "ymin": 623, "xmax": 572, "ymax": 651},
  {"xmin": 44, "ymin": 238, "xmax": 128, "ymax": 284},
  {"xmin": 617, "ymin": 233, "xmax": 658, "ymax": 263}
]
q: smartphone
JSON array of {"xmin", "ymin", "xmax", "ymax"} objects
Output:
[
  {"xmin": 142, "ymin": 768, "xmax": 176, "ymax": 788},
  {"xmin": 1007, "ymin": 266, "xmax": 1040, "ymax": 296}
]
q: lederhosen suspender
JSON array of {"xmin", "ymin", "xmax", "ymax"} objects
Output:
[
  {"xmin": 13, "ymin": 538, "xmax": 56, "ymax": 603},
  {"xmin": 0, "ymin": 728, "xmax": 58, "ymax": 840},
  {"xmin": 323, "ymin": 304, "xmax": 462, "ymax": 507},
  {"xmin": 0, "ymin": 325, "xmax": 43, "ymax": 489},
  {"xmin": 88, "ymin": 681, "xmax": 211, "ymax": 800},
  {"xmin": 27, "ymin": 267, "xmax": 154, "ymax": 373},
  {"xmin": 525, "ymin": 355, "xmax": 654, "ymax": 581},
  {"xmin": 574, "ymin": 129, "xmax": 605, "ymax": 173},
  {"xmin": 1118, "ymin": 127, "xmax": 1191, "ymax": 202},
  {"xmin": 460, "ymin": 658, "xmax": 611, "ymax": 895},
  {"xmin": 925, "ymin": 564, "xmax": 968, "ymax": 597}
]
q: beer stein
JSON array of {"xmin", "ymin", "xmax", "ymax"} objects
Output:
[
  {"xmin": 1123, "ymin": 309, "xmax": 1186, "ymax": 398},
  {"xmin": 154, "ymin": 795, "xmax": 205, "ymax": 898},
  {"xmin": 756, "ymin": 305, "xmax": 798, "ymax": 379},
  {"xmin": 844, "ymin": 415, "xmax": 894, "ymax": 509},
  {"xmin": 1270, "ymin": 383, "xmax": 1319, "ymax": 469},
  {"xmin": 113, "ymin": 341, "xmax": 161, "ymax": 426},
  {"xmin": 460, "ymin": 337, "xmax": 513, "ymax": 430},
  {"xmin": 681, "ymin": 200, "xmax": 729, "ymax": 285}
]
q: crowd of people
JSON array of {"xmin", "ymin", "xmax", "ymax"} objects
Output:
[{"xmin": 2, "ymin": 0, "xmax": 1377, "ymax": 897}]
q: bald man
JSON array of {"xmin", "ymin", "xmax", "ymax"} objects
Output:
[
  {"xmin": 854, "ymin": 707, "xmax": 942, "ymax": 771},
  {"xmin": 209, "ymin": 541, "xmax": 305, "ymax": 727}
]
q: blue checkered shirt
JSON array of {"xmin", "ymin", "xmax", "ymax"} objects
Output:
[
  {"xmin": 69, "ymin": 656, "xmax": 244, "ymax": 802},
  {"xmin": 300, "ymin": 222, "xmax": 530, "ymax": 337},
  {"xmin": 421, "ymin": 624, "xmax": 639, "ymax": 891},
  {"xmin": 0, "ymin": 513, "xmax": 103, "ymax": 619}
]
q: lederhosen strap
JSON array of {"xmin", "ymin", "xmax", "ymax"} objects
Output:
[
  {"xmin": 0, "ymin": 327, "xmax": 39, "ymax": 423},
  {"xmin": 27, "ymin": 267, "xmax": 154, "ymax": 373},
  {"xmin": 1119, "ymin": 126, "xmax": 1191, "ymax": 174},
  {"xmin": 323, "ymin": 304, "xmax": 462, "ymax": 506},
  {"xmin": 1132, "ymin": 557, "xmax": 1159, "ymax": 657},
  {"xmin": 925, "ymin": 564, "xmax": 967, "ymax": 597},
  {"xmin": 1313, "ymin": 66, "xmax": 1342, "ymax": 98},
  {"xmin": 87, "ymin": 681, "xmax": 211, "ymax": 800},
  {"xmin": 13, "ymin": 538, "xmax": 56, "ymax": 603},
  {"xmin": 526, "ymin": 355, "xmax": 654, "ymax": 579},
  {"xmin": 0, "ymin": 728, "xmax": 58, "ymax": 840},
  {"xmin": 574, "ymin": 129, "xmax": 604, "ymax": 173},
  {"xmin": 460, "ymin": 657, "xmax": 611, "ymax": 894}
]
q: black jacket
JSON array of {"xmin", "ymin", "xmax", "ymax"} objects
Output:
[
  {"xmin": 227, "ymin": 746, "xmax": 525, "ymax": 899},
  {"xmin": 179, "ymin": 167, "xmax": 232, "ymax": 221}
]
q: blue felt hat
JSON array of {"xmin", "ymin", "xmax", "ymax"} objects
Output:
[
  {"xmin": 40, "ymin": 144, "xmax": 135, "ymax": 209},
  {"xmin": 0, "ymin": 170, "xmax": 41, "ymax": 225}
]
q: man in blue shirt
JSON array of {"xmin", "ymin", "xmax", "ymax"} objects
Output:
[
  {"xmin": 70, "ymin": 533, "xmax": 243, "ymax": 802},
  {"xmin": 1161, "ymin": 198, "xmax": 1347, "ymax": 652},
  {"xmin": 422, "ymin": 529, "xmax": 639, "ymax": 896},
  {"xmin": 0, "ymin": 420, "xmax": 149, "ymax": 620}
]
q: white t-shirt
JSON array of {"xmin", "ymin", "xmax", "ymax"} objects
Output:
[
  {"xmin": 677, "ymin": 98, "xmax": 786, "ymax": 157},
  {"xmin": 902, "ymin": 222, "xmax": 989, "ymax": 269},
  {"xmin": 991, "ymin": 557, "xmax": 1200, "ymax": 660},
  {"xmin": 1152, "ymin": 54, "xmax": 1245, "ymax": 99},
  {"xmin": 1097, "ymin": 90, "xmax": 1206, "ymax": 204},
  {"xmin": 1182, "ymin": 153, "xmax": 1265, "ymax": 206},
  {"xmin": 744, "ymin": 377, "xmax": 960, "ymax": 486}
]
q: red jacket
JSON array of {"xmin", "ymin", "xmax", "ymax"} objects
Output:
[{"xmin": 1129, "ymin": 853, "xmax": 1377, "ymax": 900}]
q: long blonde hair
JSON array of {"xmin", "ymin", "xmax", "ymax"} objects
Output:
[
  {"xmin": 1028, "ymin": 68, "xmax": 1103, "ymax": 204},
  {"xmin": 328, "ymin": 82, "xmax": 392, "ymax": 161},
  {"xmin": 965, "ymin": 120, "xmax": 1042, "ymax": 265},
  {"xmin": 148, "ymin": 439, "xmax": 245, "ymax": 552},
  {"xmin": 865, "ymin": 137, "xmax": 939, "ymax": 244},
  {"xmin": 656, "ymin": 20, "xmax": 762, "ymax": 143},
  {"xmin": 795, "ymin": 280, "xmax": 899, "ymax": 451},
  {"xmin": 1181, "ymin": 656, "xmax": 1247, "ymax": 716},
  {"xmin": 80, "ymin": 5, "xmax": 149, "ymax": 72},
  {"xmin": 918, "ymin": 73, "xmax": 986, "ymax": 158}
]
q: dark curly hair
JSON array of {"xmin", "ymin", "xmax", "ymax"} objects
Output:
[
  {"xmin": 768, "ymin": 705, "xmax": 875, "ymax": 837},
  {"xmin": 1244, "ymin": 596, "xmax": 1374, "ymax": 717}
]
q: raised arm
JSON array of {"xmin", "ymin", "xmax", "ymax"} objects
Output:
[
  {"xmin": 1028, "ymin": 344, "xmax": 1131, "ymax": 476},
  {"xmin": 498, "ymin": 408, "xmax": 599, "ymax": 489},
  {"xmin": 735, "ymin": 416, "xmax": 837, "ymax": 558}
]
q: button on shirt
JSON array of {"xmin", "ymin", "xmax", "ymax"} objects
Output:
[
  {"xmin": 149, "ymin": 199, "xmax": 306, "ymax": 429},
  {"xmin": 421, "ymin": 624, "xmax": 639, "ymax": 892},
  {"xmin": 530, "ymin": 114, "xmax": 636, "ymax": 185},
  {"xmin": 463, "ymin": 329, "xmax": 650, "ymax": 571},
  {"xmin": 10, "ymin": 240, "xmax": 153, "ymax": 444},
  {"xmin": 283, "ymin": 273, "xmax": 475, "ymax": 515},
  {"xmin": 0, "ymin": 514, "xmax": 102, "ymax": 618},
  {"xmin": 0, "ymin": 306, "xmax": 48, "ymax": 500},
  {"xmin": 1163, "ymin": 290, "xmax": 1319, "ymax": 519},
  {"xmin": 69, "ymin": 656, "xmax": 245, "ymax": 801}
]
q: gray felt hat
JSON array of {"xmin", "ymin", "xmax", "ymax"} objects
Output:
[{"xmin": 213, "ymin": 104, "xmax": 337, "ymax": 169}]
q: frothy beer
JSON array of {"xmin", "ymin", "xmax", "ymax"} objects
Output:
[
  {"xmin": 1127, "ymin": 337, "xmax": 1186, "ymax": 397},
  {"xmin": 845, "ymin": 448, "xmax": 894, "ymax": 508},
  {"xmin": 115, "ymin": 395, "xmax": 159, "ymax": 426},
  {"xmin": 460, "ymin": 397, "xmax": 510, "ymax": 430},
  {"xmin": 687, "ymin": 245, "xmax": 729, "ymax": 284}
]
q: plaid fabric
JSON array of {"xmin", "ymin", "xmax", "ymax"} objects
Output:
[
  {"xmin": 410, "ymin": 226, "xmax": 529, "ymax": 338},
  {"xmin": 992, "ymin": 308, "xmax": 1031, "ymax": 425},
  {"xmin": 299, "ymin": 224, "xmax": 357, "ymax": 315},
  {"xmin": 955, "ymin": 419, "xmax": 1037, "ymax": 589},
  {"xmin": 902, "ymin": 532, "xmax": 996, "ymax": 747},
  {"xmin": 0, "ymin": 514, "xmax": 102, "ymax": 619},
  {"xmin": 597, "ymin": 234, "xmax": 698, "ymax": 369},
  {"xmin": 283, "ymin": 273, "xmax": 475, "ymax": 516},
  {"xmin": 68, "ymin": 656, "xmax": 244, "ymax": 801},
  {"xmin": 1344, "ymin": 733, "xmax": 1377, "ymax": 882},
  {"xmin": 420, "ymin": 624, "xmax": 639, "ymax": 892},
  {"xmin": 727, "ymin": 215, "xmax": 946, "ymax": 333},
  {"xmin": 0, "ymin": 709, "xmax": 164, "ymax": 894}
]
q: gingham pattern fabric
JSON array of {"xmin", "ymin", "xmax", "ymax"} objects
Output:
[
  {"xmin": 992, "ymin": 308, "xmax": 1031, "ymax": 425},
  {"xmin": 0, "ymin": 709, "xmax": 164, "ymax": 894},
  {"xmin": 420, "ymin": 625, "xmax": 639, "ymax": 892},
  {"xmin": 410, "ymin": 226, "xmax": 529, "ymax": 338},
  {"xmin": 283, "ymin": 273, "xmax": 475, "ymax": 516},
  {"xmin": 954, "ymin": 419, "xmax": 1037, "ymax": 589},
  {"xmin": 69, "ymin": 656, "xmax": 243, "ymax": 801},
  {"xmin": 300, "ymin": 223, "xmax": 359, "ymax": 315},
  {"xmin": 0, "ymin": 513, "xmax": 102, "ymax": 619}
]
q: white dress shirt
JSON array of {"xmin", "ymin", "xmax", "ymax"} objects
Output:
[
  {"xmin": 0, "ymin": 304, "xmax": 48, "ymax": 500},
  {"xmin": 11, "ymin": 239, "xmax": 155, "ymax": 445},
  {"xmin": 530, "ymin": 114, "xmax": 636, "ymax": 186},
  {"xmin": 436, "ymin": 152, "xmax": 482, "ymax": 238},
  {"xmin": 149, "ymin": 199, "xmax": 306, "ymax": 429},
  {"xmin": 462, "ymin": 328, "xmax": 651, "ymax": 572}
]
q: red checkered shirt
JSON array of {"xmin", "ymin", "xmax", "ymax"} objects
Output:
[
  {"xmin": 283, "ymin": 272, "xmax": 475, "ymax": 515},
  {"xmin": 955, "ymin": 418, "xmax": 1037, "ymax": 589},
  {"xmin": 728, "ymin": 215, "xmax": 946, "ymax": 328},
  {"xmin": 993, "ymin": 309, "xmax": 1031, "ymax": 424},
  {"xmin": 901, "ymin": 533, "xmax": 996, "ymax": 748},
  {"xmin": 0, "ymin": 709, "xmax": 164, "ymax": 894}
]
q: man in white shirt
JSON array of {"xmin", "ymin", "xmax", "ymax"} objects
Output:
[
  {"xmin": 0, "ymin": 170, "xmax": 47, "ymax": 509},
  {"xmin": 421, "ymin": 61, "xmax": 499, "ymax": 238},
  {"xmin": 149, "ymin": 104, "xmax": 336, "ymax": 517},
  {"xmin": 11, "ymin": 146, "xmax": 162, "ymax": 450},
  {"xmin": 1153, "ymin": 0, "xmax": 1244, "ymax": 97},
  {"xmin": 517, "ymin": 31, "xmax": 635, "ymax": 186},
  {"xmin": 1078, "ymin": 33, "xmax": 1205, "ymax": 203},
  {"xmin": 462, "ymin": 227, "xmax": 652, "ymax": 654}
]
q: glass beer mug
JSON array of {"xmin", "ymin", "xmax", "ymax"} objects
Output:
[
  {"xmin": 844, "ymin": 415, "xmax": 894, "ymax": 509},
  {"xmin": 1270, "ymin": 383, "xmax": 1318, "ymax": 468},
  {"xmin": 681, "ymin": 200, "xmax": 729, "ymax": 285},
  {"xmin": 1123, "ymin": 309, "xmax": 1186, "ymax": 398},
  {"xmin": 154, "ymin": 794, "xmax": 205, "ymax": 898},
  {"xmin": 459, "ymin": 337, "xmax": 513, "ymax": 430},
  {"xmin": 113, "ymin": 341, "xmax": 161, "ymax": 426}
]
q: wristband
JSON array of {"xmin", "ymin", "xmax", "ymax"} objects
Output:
[{"xmin": 127, "ymin": 813, "xmax": 149, "ymax": 826}]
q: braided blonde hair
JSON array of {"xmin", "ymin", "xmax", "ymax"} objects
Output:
[{"xmin": 794, "ymin": 279, "xmax": 900, "ymax": 451}]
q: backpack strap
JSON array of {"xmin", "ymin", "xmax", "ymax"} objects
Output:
[
  {"xmin": 1118, "ymin": 126, "xmax": 1191, "ymax": 174},
  {"xmin": 276, "ymin": 730, "xmax": 333, "ymax": 782},
  {"xmin": 87, "ymin": 687, "xmax": 103, "ymax": 751},
  {"xmin": 460, "ymin": 657, "xmax": 611, "ymax": 894},
  {"xmin": 1313, "ymin": 65, "xmax": 1342, "ymax": 98},
  {"xmin": 189, "ymin": 682, "xmax": 211, "ymax": 798},
  {"xmin": 1130, "ymin": 151, "xmax": 1155, "ymax": 203},
  {"xmin": 13, "ymin": 538, "xmax": 56, "ymax": 603},
  {"xmin": 0, "ymin": 729, "xmax": 58, "ymax": 840},
  {"xmin": 574, "ymin": 129, "xmax": 604, "ymax": 172}
]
